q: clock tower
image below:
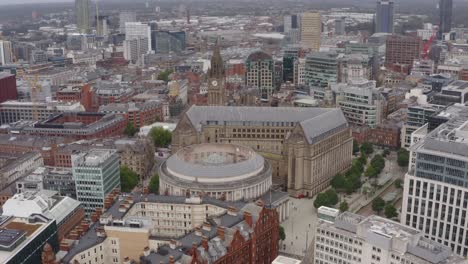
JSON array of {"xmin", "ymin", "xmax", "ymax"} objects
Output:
[{"xmin": 207, "ymin": 45, "xmax": 226, "ymax": 106}]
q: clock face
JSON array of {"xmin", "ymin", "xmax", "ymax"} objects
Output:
[{"xmin": 211, "ymin": 80, "xmax": 218, "ymax": 86}]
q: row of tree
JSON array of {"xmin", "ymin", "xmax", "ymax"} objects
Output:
[
  {"xmin": 372, "ymin": 197, "xmax": 398, "ymax": 219},
  {"xmin": 120, "ymin": 165, "xmax": 160, "ymax": 194},
  {"xmin": 331, "ymin": 153, "xmax": 367, "ymax": 194},
  {"xmin": 364, "ymin": 154, "xmax": 385, "ymax": 178}
]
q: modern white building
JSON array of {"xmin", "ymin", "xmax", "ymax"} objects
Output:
[
  {"xmin": 294, "ymin": 58, "xmax": 306, "ymax": 86},
  {"xmin": 0, "ymin": 40, "xmax": 13, "ymax": 65},
  {"xmin": 125, "ymin": 22, "xmax": 151, "ymax": 52},
  {"xmin": 401, "ymin": 105, "xmax": 468, "ymax": 257},
  {"xmin": 119, "ymin": 11, "xmax": 137, "ymax": 33},
  {"xmin": 123, "ymin": 37, "xmax": 149, "ymax": 65},
  {"xmin": 332, "ymin": 79, "xmax": 385, "ymax": 128},
  {"xmin": 72, "ymin": 149, "xmax": 120, "ymax": 215},
  {"xmin": 315, "ymin": 207, "xmax": 466, "ymax": 264}
]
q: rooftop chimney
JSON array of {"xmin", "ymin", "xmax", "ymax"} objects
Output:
[
  {"xmin": 217, "ymin": 226, "xmax": 225, "ymax": 240},
  {"xmin": 244, "ymin": 211, "xmax": 253, "ymax": 227}
]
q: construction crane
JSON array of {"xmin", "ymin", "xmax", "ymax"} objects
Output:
[
  {"xmin": 423, "ymin": 26, "xmax": 439, "ymax": 60},
  {"xmin": 25, "ymin": 74, "xmax": 42, "ymax": 122}
]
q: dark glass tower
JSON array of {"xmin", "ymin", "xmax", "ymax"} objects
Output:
[
  {"xmin": 375, "ymin": 0, "xmax": 394, "ymax": 33},
  {"xmin": 439, "ymin": 0, "xmax": 453, "ymax": 36}
]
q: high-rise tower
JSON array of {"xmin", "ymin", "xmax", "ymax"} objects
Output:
[
  {"xmin": 375, "ymin": 0, "xmax": 394, "ymax": 33},
  {"xmin": 207, "ymin": 45, "xmax": 226, "ymax": 106},
  {"xmin": 439, "ymin": 0, "xmax": 453, "ymax": 37},
  {"xmin": 301, "ymin": 12, "xmax": 321, "ymax": 51},
  {"xmin": 75, "ymin": 0, "xmax": 90, "ymax": 34}
]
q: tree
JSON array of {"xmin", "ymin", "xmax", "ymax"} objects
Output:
[
  {"xmin": 120, "ymin": 166, "xmax": 139, "ymax": 193},
  {"xmin": 372, "ymin": 197, "xmax": 385, "ymax": 215},
  {"xmin": 314, "ymin": 189, "xmax": 339, "ymax": 209},
  {"xmin": 397, "ymin": 149, "xmax": 410, "ymax": 167},
  {"xmin": 278, "ymin": 225, "xmax": 286, "ymax": 241},
  {"xmin": 353, "ymin": 140, "xmax": 360, "ymax": 155},
  {"xmin": 339, "ymin": 201, "xmax": 349, "ymax": 212},
  {"xmin": 365, "ymin": 165, "xmax": 378, "ymax": 178},
  {"xmin": 324, "ymin": 189, "xmax": 339, "ymax": 206},
  {"xmin": 331, "ymin": 173, "xmax": 347, "ymax": 190},
  {"xmin": 384, "ymin": 204, "xmax": 398, "ymax": 219},
  {"xmin": 149, "ymin": 127, "xmax": 172, "ymax": 148},
  {"xmin": 124, "ymin": 122, "xmax": 138, "ymax": 137},
  {"xmin": 148, "ymin": 174, "xmax": 160, "ymax": 194},
  {"xmin": 394, "ymin": 178, "xmax": 403, "ymax": 189},
  {"xmin": 360, "ymin": 142, "xmax": 374, "ymax": 155},
  {"xmin": 157, "ymin": 69, "xmax": 173, "ymax": 82}
]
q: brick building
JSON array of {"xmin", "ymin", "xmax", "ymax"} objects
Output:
[
  {"xmin": 385, "ymin": 35, "xmax": 423, "ymax": 73},
  {"xmin": 56, "ymin": 84, "xmax": 94, "ymax": 112},
  {"xmin": 18, "ymin": 112, "xmax": 126, "ymax": 140},
  {"xmin": 0, "ymin": 135, "xmax": 65, "ymax": 166},
  {"xmin": 0, "ymin": 73, "xmax": 17, "ymax": 103},
  {"xmin": 99, "ymin": 101, "xmax": 164, "ymax": 128},
  {"xmin": 352, "ymin": 121, "xmax": 401, "ymax": 148}
]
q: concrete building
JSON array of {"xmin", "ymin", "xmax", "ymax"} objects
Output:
[
  {"xmin": 42, "ymin": 167, "xmax": 76, "ymax": 199},
  {"xmin": 16, "ymin": 112, "xmax": 126, "ymax": 141},
  {"xmin": 0, "ymin": 152, "xmax": 43, "ymax": 190},
  {"xmin": 401, "ymin": 104, "xmax": 444, "ymax": 148},
  {"xmin": 433, "ymin": 80, "xmax": 468, "ymax": 106},
  {"xmin": 284, "ymin": 14, "xmax": 299, "ymax": 33},
  {"xmin": 119, "ymin": 11, "xmax": 136, "ymax": 33},
  {"xmin": 0, "ymin": 214, "xmax": 59, "ymax": 264},
  {"xmin": 75, "ymin": 0, "xmax": 90, "ymax": 34},
  {"xmin": 340, "ymin": 54, "xmax": 373, "ymax": 83},
  {"xmin": 401, "ymin": 106, "xmax": 468, "ymax": 256},
  {"xmin": 333, "ymin": 79, "xmax": 385, "ymax": 128},
  {"xmin": 160, "ymin": 143, "xmax": 272, "ymax": 201},
  {"xmin": 123, "ymin": 37, "xmax": 149, "ymax": 65},
  {"xmin": 125, "ymin": 22, "xmax": 151, "ymax": 52},
  {"xmin": 72, "ymin": 149, "xmax": 120, "ymax": 215},
  {"xmin": 172, "ymin": 106, "xmax": 352, "ymax": 197},
  {"xmin": 294, "ymin": 57, "xmax": 307, "ymax": 86},
  {"xmin": 305, "ymin": 52, "xmax": 341, "ymax": 88},
  {"xmin": 61, "ymin": 191, "xmax": 286, "ymax": 264},
  {"xmin": 3, "ymin": 190, "xmax": 85, "ymax": 241},
  {"xmin": 301, "ymin": 12, "xmax": 321, "ymax": 51},
  {"xmin": 0, "ymin": 73, "xmax": 17, "ymax": 103},
  {"xmin": 245, "ymin": 51, "xmax": 275, "ymax": 99},
  {"xmin": 376, "ymin": 0, "xmax": 394, "ymax": 33},
  {"xmin": 315, "ymin": 207, "xmax": 465, "ymax": 264},
  {"xmin": 0, "ymin": 40, "xmax": 13, "ymax": 66}
]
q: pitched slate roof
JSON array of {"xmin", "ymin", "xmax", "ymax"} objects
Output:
[{"xmin": 184, "ymin": 106, "xmax": 349, "ymax": 144}]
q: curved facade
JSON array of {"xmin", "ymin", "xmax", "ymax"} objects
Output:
[{"xmin": 159, "ymin": 143, "xmax": 272, "ymax": 201}]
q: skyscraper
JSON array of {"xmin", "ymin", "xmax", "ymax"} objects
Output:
[
  {"xmin": 375, "ymin": 0, "xmax": 394, "ymax": 33},
  {"xmin": 439, "ymin": 0, "xmax": 453, "ymax": 37},
  {"xmin": 0, "ymin": 40, "xmax": 13, "ymax": 65},
  {"xmin": 119, "ymin": 11, "xmax": 137, "ymax": 34},
  {"xmin": 75, "ymin": 0, "xmax": 90, "ymax": 34},
  {"xmin": 284, "ymin": 14, "xmax": 299, "ymax": 33},
  {"xmin": 301, "ymin": 12, "xmax": 321, "ymax": 51},
  {"xmin": 125, "ymin": 22, "xmax": 152, "ymax": 53}
]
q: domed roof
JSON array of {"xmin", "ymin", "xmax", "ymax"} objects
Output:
[{"xmin": 247, "ymin": 51, "xmax": 272, "ymax": 61}]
